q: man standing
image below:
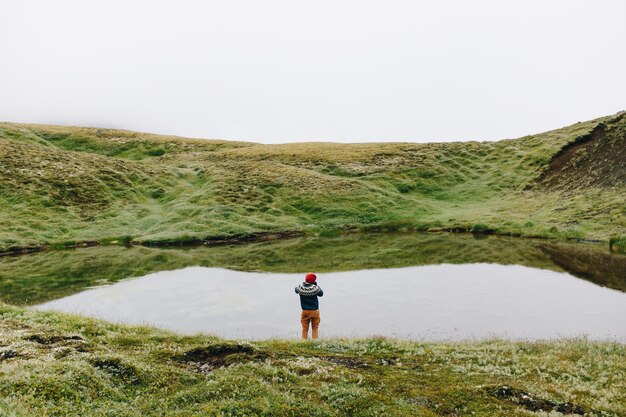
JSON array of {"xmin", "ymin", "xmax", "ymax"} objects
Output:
[{"xmin": 295, "ymin": 272, "xmax": 324, "ymax": 339}]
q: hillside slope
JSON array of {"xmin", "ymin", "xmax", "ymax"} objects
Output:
[{"xmin": 0, "ymin": 113, "xmax": 624, "ymax": 251}]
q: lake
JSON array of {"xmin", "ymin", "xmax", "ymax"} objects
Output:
[{"xmin": 2, "ymin": 233, "xmax": 625, "ymax": 341}]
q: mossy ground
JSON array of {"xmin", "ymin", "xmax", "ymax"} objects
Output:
[
  {"xmin": 1, "ymin": 302, "xmax": 624, "ymax": 417},
  {"xmin": 1, "ymin": 113, "xmax": 624, "ymax": 252},
  {"xmin": 1, "ymin": 116, "xmax": 625, "ymax": 415}
]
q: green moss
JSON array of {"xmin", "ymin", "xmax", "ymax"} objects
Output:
[
  {"xmin": 0, "ymin": 302, "xmax": 624, "ymax": 416},
  {"xmin": 0, "ymin": 113, "xmax": 624, "ymax": 252}
]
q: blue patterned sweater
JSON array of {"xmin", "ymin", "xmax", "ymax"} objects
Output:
[{"xmin": 295, "ymin": 282, "xmax": 324, "ymax": 310}]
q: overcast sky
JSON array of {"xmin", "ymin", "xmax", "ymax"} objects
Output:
[{"xmin": 1, "ymin": 1, "xmax": 625, "ymax": 143}]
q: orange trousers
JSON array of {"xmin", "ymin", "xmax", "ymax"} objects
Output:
[{"xmin": 301, "ymin": 309, "xmax": 320, "ymax": 339}]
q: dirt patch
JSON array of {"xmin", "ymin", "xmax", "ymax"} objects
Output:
[
  {"xmin": 175, "ymin": 343, "xmax": 269, "ymax": 373},
  {"xmin": 0, "ymin": 245, "xmax": 45, "ymax": 257},
  {"xmin": 92, "ymin": 357, "xmax": 141, "ymax": 384},
  {"xmin": 0, "ymin": 349, "xmax": 19, "ymax": 362},
  {"xmin": 25, "ymin": 334, "xmax": 85, "ymax": 345},
  {"xmin": 531, "ymin": 113, "xmax": 626, "ymax": 191},
  {"xmin": 491, "ymin": 385, "xmax": 587, "ymax": 415},
  {"xmin": 140, "ymin": 230, "xmax": 303, "ymax": 248},
  {"xmin": 23, "ymin": 334, "xmax": 90, "ymax": 353}
]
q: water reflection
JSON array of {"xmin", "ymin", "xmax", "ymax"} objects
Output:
[
  {"xmin": 1, "ymin": 234, "xmax": 625, "ymax": 306},
  {"xmin": 34, "ymin": 264, "xmax": 626, "ymax": 340}
]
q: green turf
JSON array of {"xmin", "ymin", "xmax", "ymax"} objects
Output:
[
  {"xmin": 1, "ymin": 112, "xmax": 624, "ymax": 252},
  {"xmin": 1, "ymin": 302, "xmax": 624, "ymax": 417},
  {"xmin": 1, "ymin": 116, "xmax": 625, "ymax": 416}
]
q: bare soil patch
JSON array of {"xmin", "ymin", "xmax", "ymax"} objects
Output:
[
  {"xmin": 175, "ymin": 342, "xmax": 269, "ymax": 373},
  {"xmin": 532, "ymin": 114, "xmax": 625, "ymax": 191}
]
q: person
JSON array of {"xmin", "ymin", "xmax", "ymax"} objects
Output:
[{"xmin": 295, "ymin": 272, "xmax": 324, "ymax": 339}]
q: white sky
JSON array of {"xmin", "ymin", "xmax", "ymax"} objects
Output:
[{"xmin": 1, "ymin": 1, "xmax": 625, "ymax": 143}]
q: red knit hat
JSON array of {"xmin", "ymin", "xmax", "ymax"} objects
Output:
[{"xmin": 305, "ymin": 273, "xmax": 317, "ymax": 284}]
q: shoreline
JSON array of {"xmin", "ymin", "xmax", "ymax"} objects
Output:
[
  {"xmin": 10, "ymin": 301, "xmax": 626, "ymax": 345},
  {"xmin": 0, "ymin": 227, "xmax": 613, "ymax": 258}
]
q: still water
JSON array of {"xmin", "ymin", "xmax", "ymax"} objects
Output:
[{"xmin": 34, "ymin": 263, "xmax": 626, "ymax": 341}]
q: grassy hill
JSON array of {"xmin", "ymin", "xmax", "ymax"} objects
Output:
[
  {"xmin": 1, "ymin": 112, "xmax": 624, "ymax": 252},
  {"xmin": 1, "ymin": 116, "xmax": 625, "ymax": 416}
]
